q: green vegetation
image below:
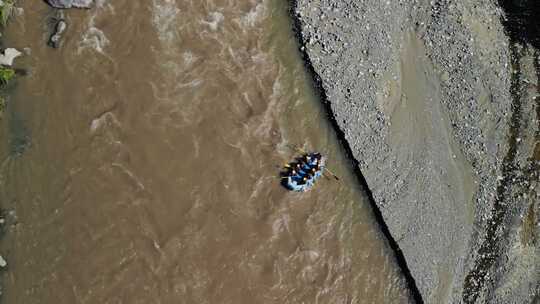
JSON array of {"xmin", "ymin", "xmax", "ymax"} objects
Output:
[
  {"xmin": 0, "ymin": 0, "xmax": 15, "ymax": 27},
  {"xmin": 0, "ymin": 66, "xmax": 14, "ymax": 84},
  {"xmin": 0, "ymin": 0, "xmax": 15, "ymax": 119},
  {"xmin": 0, "ymin": 0, "xmax": 17, "ymax": 85},
  {"xmin": 0, "ymin": 67, "xmax": 14, "ymax": 117}
]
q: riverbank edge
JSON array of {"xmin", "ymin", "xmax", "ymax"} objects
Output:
[
  {"xmin": 286, "ymin": 1, "xmax": 423, "ymax": 303},
  {"xmin": 288, "ymin": 0, "xmax": 538, "ymax": 303},
  {"xmin": 0, "ymin": 0, "xmax": 20, "ymax": 300}
]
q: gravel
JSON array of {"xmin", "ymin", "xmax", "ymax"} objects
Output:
[{"xmin": 291, "ymin": 0, "xmax": 538, "ymax": 303}]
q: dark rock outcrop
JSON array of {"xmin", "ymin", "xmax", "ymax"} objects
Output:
[
  {"xmin": 45, "ymin": 0, "xmax": 93, "ymax": 9},
  {"xmin": 48, "ymin": 19, "xmax": 67, "ymax": 48}
]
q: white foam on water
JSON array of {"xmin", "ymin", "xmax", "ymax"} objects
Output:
[
  {"xmin": 254, "ymin": 67, "xmax": 282, "ymax": 139},
  {"xmin": 90, "ymin": 116, "xmax": 103, "ymax": 133},
  {"xmin": 89, "ymin": 111, "xmax": 120, "ymax": 134},
  {"xmin": 148, "ymin": 0, "xmax": 195, "ymax": 129},
  {"xmin": 247, "ymin": 176, "xmax": 268, "ymax": 204},
  {"xmin": 226, "ymin": 46, "xmax": 244, "ymax": 71},
  {"xmin": 77, "ymin": 1, "xmax": 112, "ymax": 54},
  {"xmin": 182, "ymin": 51, "xmax": 196, "ymax": 66},
  {"xmin": 275, "ymin": 123, "xmax": 290, "ymax": 156},
  {"xmin": 111, "ymin": 163, "xmax": 146, "ymax": 191},
  {"xmin": 306, "ymin": 250, "xmax": 320, "ymax": 262},
  {"xmin": 201, "ymin": 11, "xmax": 224, "ymax": 31},
  {"xmin": 271, "ymin": 214, "xmax": 290, "ymax": 236},
  {"xmin": 175, "ymin": 78, "xmax": 203, "ymax": 89},
  {"xmin": 79, "ymin": 25, "xmax": 110, "ymax": 54},
  {"xmin": 238, "ymin": 1, "xmax": 267, "ymax": 28},
  {"xmin": 146, "ymin": 81, "xmax": 202, "ymax": 130},
  {"xmin": 151, "ymin": 0, "xmax": 180, "ymax": 48}
]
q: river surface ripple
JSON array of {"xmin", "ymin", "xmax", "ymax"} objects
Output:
[{"xmin": 0, "ymin": 1, "xmax": 411, "ymax": 303}]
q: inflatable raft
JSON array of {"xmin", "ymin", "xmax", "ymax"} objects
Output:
[{"xmin": 281, "ymin": 152, "xmax": 325, "ymax": 192}]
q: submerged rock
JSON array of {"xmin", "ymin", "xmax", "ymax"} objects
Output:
[{"xmin": 45, "ymin": 0, "xmax": 93, "ymax": 9}]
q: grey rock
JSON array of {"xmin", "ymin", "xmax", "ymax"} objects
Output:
[
  {"xmin": 45, "ymin": 0, "xmax": 93, "ymax": 9},
  {"xmin": 48, "ymin": 19, "xmax": 67, "ymax": 48},
  {"xmin": 0, "ymin": 48, "xmax": 21, "ymax": 66}
]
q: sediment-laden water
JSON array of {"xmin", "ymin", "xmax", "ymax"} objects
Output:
[{"xmin": 0, "ymin": 1, "xmax": 411, "ymax": 303}]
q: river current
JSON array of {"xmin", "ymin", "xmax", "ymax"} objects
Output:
[{"xmin": 0, "ymin": 1, "xmax": 411, "ymax": 303}]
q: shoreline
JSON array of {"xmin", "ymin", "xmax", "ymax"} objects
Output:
[
  {"xmin": 289, "ymin": 0, "xmax": 539, "ymax": 303},
  {"xmin": 287, "ymin": 0, "xmax": 424, "ymax": 302},
  {"xmin": 0, "ymin": 0, "xmax": 429, "ymax": 302},
  {"xmin": 0, "ymin": 0, "xmax": 535, "ymax": 302}
]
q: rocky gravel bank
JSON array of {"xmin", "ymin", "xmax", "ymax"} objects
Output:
[{"xmin": 291, "ymin": 0, "xmax": 539, "ymax": 303}]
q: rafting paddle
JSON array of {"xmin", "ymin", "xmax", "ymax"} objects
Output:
[{"xmin": 323, "ymin": 167, "xmax": 340, "ymax": 181}]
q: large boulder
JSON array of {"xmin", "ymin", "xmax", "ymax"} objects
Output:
[
  {"xmin": 45, "ymin": 0, "xmax": 93, "ymax": 9},
  {"xmin": 0, "ymin": 48, "xmax": 21, "ymax": 66}
]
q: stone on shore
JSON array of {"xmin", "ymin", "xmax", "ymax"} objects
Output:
[{"xmin": 0, "ymin": 48, "xmax": 21, "ymax": 66}]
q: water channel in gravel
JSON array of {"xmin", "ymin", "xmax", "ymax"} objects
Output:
[{"xmin": 0, "ymin": 1, "xmax": 411, "ymax": 303}]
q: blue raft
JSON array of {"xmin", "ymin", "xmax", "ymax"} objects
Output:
[{"xmin": 281, "ymin": 152, "xmax": 326, "ymax": 192}]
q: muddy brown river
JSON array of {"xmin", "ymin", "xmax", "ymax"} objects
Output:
[{"xmin": 0, "ymin": 1, "xmax": 411, "ymax": 303}]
